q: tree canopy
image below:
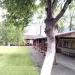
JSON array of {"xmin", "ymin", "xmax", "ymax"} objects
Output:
[
  {"xmin": 0, "ymin": 0, "xmax": 36, "ymax": 29},
  {"xmin": 0, "ymin": 0, "xmax": 37, "ymax": 45}
]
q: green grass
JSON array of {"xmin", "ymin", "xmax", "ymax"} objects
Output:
[{"xmin": 0, "ymin": 46, "xmax": 39, "ymax": 75}]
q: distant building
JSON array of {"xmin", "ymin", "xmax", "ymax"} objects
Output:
[
  {"xmin": 24, "ymin": 35, "xmax": 45, "ymax": 46},
  {"xmin": 24, "ymin": 35, "xmax": 33, "ymax": 46}
]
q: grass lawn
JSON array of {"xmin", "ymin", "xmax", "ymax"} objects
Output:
[{"xmin": 0, "ymin": 46, "xmax": 39, "ymax": 75}]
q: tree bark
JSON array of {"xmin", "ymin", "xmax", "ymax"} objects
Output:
[{"xmin": 40, "ymin": 22, "xmax": 58, "ymax": 75}]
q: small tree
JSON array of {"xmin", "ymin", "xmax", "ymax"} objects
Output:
[{"xmin": 0, "ymin": 0, "xmax": 36, "ymax": 45}]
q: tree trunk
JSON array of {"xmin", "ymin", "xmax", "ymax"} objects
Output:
[{"xmin": 40, "ymin": 23, "xmax": 58, "ymax": 75}]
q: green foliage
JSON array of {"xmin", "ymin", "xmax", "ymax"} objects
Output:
[
  {"xmin": 68, "ymin": 1, "xmax": 75, "ymax": 31},
  {"xmin": 0, "ymin": 0, "xmax": 37, "ymax": 45},
  {"xmin": 39, "ymin": 0, "xmax": 46, "ymax": 8},
  {"xmin": 58, "ymin": 18, "xmax": 65, "ymax": 32},
  {"xmin": 0, "ymin": 23, "xmax": 24, "ymax": 46},
  {"xmin": 0, "ymin": 0, "xmax": 36, "ymax": 28},
  {"xmin": 6, "ymin": 25, "xmax": 24, "ymax": 46}
]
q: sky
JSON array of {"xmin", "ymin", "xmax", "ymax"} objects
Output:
[
  {"xmin": 24, "ymin": 4, "xmax": 46, "ymax": 36},
  {"xmin": 25, "ymin": 22, "xmax": 46, "ymax": 36},
  {"xmin": 0, "ymin": 8, "xmax": 7, "ymax": 22},
  {"xmin": 24, "ymin": 16, "xmax": 46, "ymax": 36}
]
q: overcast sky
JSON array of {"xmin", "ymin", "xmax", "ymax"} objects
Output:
[
  {"xmin": 0, "ymin": 8, "xmax": 7, "ymax": 22},
  {"xmin": 24, "ymin": 15, "xmax": 46, "ymax": 36}
]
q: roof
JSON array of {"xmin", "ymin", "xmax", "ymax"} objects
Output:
[
  {"xmin": 56, "ymin": 31, "xmax": 75, "ymax": 38},
  {"xmin": 25, "ymin": 31, "xmax": 75, "ymax": 40},
  {"xmin": 25, "ymin": 35, "xmax": 46, "ymax": 40},
  {"xmin": 24, "ymin": 35, "xmax": 34, "ymax": 40}
]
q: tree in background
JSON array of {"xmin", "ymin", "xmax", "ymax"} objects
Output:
[
  {"xmin": 58, "ymin": 1, "xmax": 75, "ymax": 32},
  {"xmin": 0, "ymin": 0, "xmax": 36, "ymax": 45},
  {"xmin": 0, "ymin": 22, "xmax": 24, "ymax": 46},
  {"xmin": 68, "ymin": 2, "xmax": 75, "ymax": 31}
]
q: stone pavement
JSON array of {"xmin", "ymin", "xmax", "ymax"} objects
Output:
[
  {"xmin": 56, "ymin": 53, "xmax": 75, "ymax": 71},
  {"xmin": 27, "ymin": 46, "xmax": 75, "ymax": 75},
  {"xmin": 51, "ymin": 63, "xmax": 75, "ymax": 75}
]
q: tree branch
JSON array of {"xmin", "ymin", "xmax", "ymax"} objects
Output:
[
  {"xmin": 52, "ymin": 0, "xmax": 58, "ymax": 10},
  {"xmin": 54, "ymin": 0, "xmax": 72, "ymax": 23},
  {"xmin": 46, "ymin": 0, "xmax": 52, "ymax": 19}
]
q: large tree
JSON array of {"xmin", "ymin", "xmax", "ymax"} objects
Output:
[{"xmin": 40, "ymin": 0, "xmax": 72, "ymax": 75}]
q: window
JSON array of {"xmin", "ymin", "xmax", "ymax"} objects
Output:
[
  {"xmin": 63, "ymin": 40, "xmax": 69, "ymax": 48},
  {"xmin": 70, "ymin": 39, "xmax": 75, "ymax": 49}
]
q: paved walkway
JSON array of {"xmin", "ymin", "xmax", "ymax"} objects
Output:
[
  {"xmin": 28, "ymin": 46, "xmax": 75, "ymax": 75},
  {"xmin": 56, "ymin": 53, "xmax": 75, "ymax": 71}
]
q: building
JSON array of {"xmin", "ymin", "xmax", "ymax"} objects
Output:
[
  {"xmin": 33, "ymin": 36, "xmax": 47, "ymax": 56},
  {"xmin": 24, "ymin": 35, "xmax": 45, "ymax": 46},
  {"xmin": 32, "ymin": 32, "xmax": 75, "ymax": 56},
  {"xmin": 56, "ymin": 31, "xmax": 75, "ymax": 56},
  {"xmin": 24, "ymin": 35, "xmax": 34, "ymax": 46}
]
